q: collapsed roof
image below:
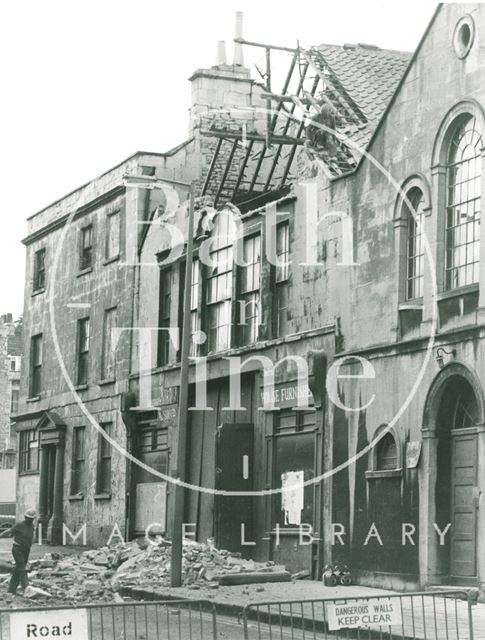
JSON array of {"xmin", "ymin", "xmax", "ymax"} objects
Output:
[{"xmin": 201, "ymin": 42, "xmax": 411, "ymax": 209}]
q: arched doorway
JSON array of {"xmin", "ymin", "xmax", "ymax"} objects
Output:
[
  {"xmin": 436, "ymin": 376, "xmax": 479, "ymax": 581},
  {"xmin": 421, "ymin": 365, "xmax": 484, "ymax": 587}
]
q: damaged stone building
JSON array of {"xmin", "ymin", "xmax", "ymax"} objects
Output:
[
  {"xmin": 14, "ymin": 2, "xmax": 485, "ymax": 597},
  {"xmin": 0, "ymin": 314, "xmax": 22, "ymax": 469}
]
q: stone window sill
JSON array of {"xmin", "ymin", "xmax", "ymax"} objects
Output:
[
  {"xmin": 31, "ymin": 288, "xmax": 45, "ymax": 298},
  {"xmin": 77, "ymin": 266, "xmax": 93, "ymax": 278},
  {"xmin": 365, "ymin": 469, "xmax": 403, "ymax": 480},
  {"xmin": 74, "ymin": 384, "xmax": 88, "ymax": 391},
  {"xmin": 94, "ymin": 493, "xmax": 111, "ymax": 501},
  {"xmin": 69, "ymin": 494, "xmax": 84, "ymax": 501},
  {"xmin": 98, "ymin": 379, "xmax": 115, "ymax": 387},
  {"xmin": 26, "ymin": 396, "xmax": 41, "ymax": 403},
  {"xmin": 103, "ymin": 255, "xmax": 120, "ymax": 266},
  {"xmin": 19, "ymin": 470, "xmax": 40, "ymax": 477},
  {"xmin": 398, "ymin": 298, "xmax": 423, "ymax": 310},
  {"xmin": 437, "ymin": 283, "xmax": 478, "ymax": 302}
]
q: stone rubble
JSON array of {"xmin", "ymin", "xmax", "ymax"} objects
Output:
[{"xmin": 0, "ymin": 537, "xmax": 289, "ymax": 605}]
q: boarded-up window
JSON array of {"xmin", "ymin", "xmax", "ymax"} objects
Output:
[{"xmin": 106, "ymin": 211, "xmax": 120, "ymax": 260}]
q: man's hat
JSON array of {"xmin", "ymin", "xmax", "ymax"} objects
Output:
[{"xmin": 24, "ymin": 509, "xmax": 36, "ymax": 519}]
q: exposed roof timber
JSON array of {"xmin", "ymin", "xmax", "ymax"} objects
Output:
[
  {"xmin": 199, "ymin": 129, "xmax": 305, "ymax": 146},
  {"xmin": 201, "ymin": 137, "xmax": 223, "ymax": 196},
  {"xmin": 233, "ymin": 37, "xmax": 298, "ymax": 54},
  {"xmin": 215, "ymin": 139, "xmax": 239, "ymax": 205},
  {"xmin": 232, "ymin": 140, "xmax": 255, "ymax": 200},
  {"xmin": 279, "ymin": 73, "xmax": 321, "ymax": 187}
]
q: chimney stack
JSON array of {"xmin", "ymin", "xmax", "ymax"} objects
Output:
[
  {"xmin": 216, "ymin": 40, "xmax": 227, "ymax": 66},
  {"xmin": 233, "ymin": 11, "xmax": 244, "ymax": 66}
]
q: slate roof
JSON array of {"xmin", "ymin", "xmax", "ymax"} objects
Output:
[
  {"xmin": 201, "ymin": 42, "xmax": 412, "ymax": 204},
  {"xmin": 304, "ymin": 43, "xmax": 412, "ymax": 173}
]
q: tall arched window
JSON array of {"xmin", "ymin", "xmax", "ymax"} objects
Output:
[
  {"xmin": 445, "ymin": 115, "xmax": 482, "ymax": 290},
  {"xmin": 405, "ymin": 188, "xmax": 425, "ymax": 300}
]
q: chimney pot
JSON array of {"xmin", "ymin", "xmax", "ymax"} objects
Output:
[
  {"xmin": 216, "ymin": 40, "xmax": 227, "ymax": 66},
  {"xmin": 234, "ymin": 11, "xmax": 244, "ymax": 66}
]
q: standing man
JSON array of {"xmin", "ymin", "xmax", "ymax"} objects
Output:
[{"xmin": 0, "ymin": 509, "xmax": 36, "ymax": 595}]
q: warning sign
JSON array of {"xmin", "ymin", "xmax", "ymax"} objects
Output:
[
  {"xmin": 326, "ymin": 598, "xmax": 402, "ymax": 631},
  {"xmin": 10, "ymin": 608, "xmax": 89, "ymax": 640}
]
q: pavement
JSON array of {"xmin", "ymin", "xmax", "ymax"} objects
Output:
[
  {"xmin": 0, "ymin": 540, "xmax": 482, "ymax": 638},
  {"xmin": 122, "ymin": 580, "xmax": 484, "ymax": 640}
]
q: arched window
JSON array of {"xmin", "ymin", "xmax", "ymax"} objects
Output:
[
  {"xmin": 445, "ymin": 115, "xmax": 482, "ymax": 290},
  {"xmin": 376, "ymin": 433, "xmax": 398, "ymax": 471},
  {"xmin": 452, "ymin": 379, "xmax": 479, "ymax": 429},
  {"xmin": 405, "ymin": 188, "xmax": 425, "ymax": 300}
]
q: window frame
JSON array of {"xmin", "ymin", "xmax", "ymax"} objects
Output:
[
  {"xmin": 105, "ymin": 210, "xmax": 121, "ymax": 262},
  {"xmin": 366, "ymin": 425, "xmax": 403, "ymax": 480},
  {"xmin": 76, "ymin": 317, "xmax": 90, "ymax": 386},
  {"xmin": 96, "ymin": 422, "xmax": 112, "ymax": 496},
  {"xmin": 157, "ymin": 267, "xmax": 172, "ymax": 366},
  {"xmin": 405, "ymin": 188, "xmax": 426, "ymax": 301},
  {"xmin": 205, "ymin": 211, "xmax": 235, "ymax": 354},
  {"xmin": 237, "ymin": 233, "xmax": 262, "ymax": 346},
  {"xmin": 33, "ymin": 248, "xmax": 46, "ymax": 292},
  {"xmin": 101, "ymin": 307, "xmax": 117, "ymax": 381},
  {"xmin": 273, "ymin": 221, "xmax": 290, "ymax": 338},
  {"xmin": 18, "ymin": 429, "xmax": 39, "ymax": 475},
  {"xmin": 79, "ymin": 223, "xmax": 94, "ymax": 272},
  {"xmin": 10, "ymin": 388, "xmax": 19, "ymax": 414},
  {"xmin": 444, "ymin": 114, "xmax": 482, "ymax": 291},
  {"xmin": 29, "ymin": 334, "xmax": 42, "ymax": 398},
  {"xmin": 70, "ymin": 426, "xmax": 86, "ymax": 497}
]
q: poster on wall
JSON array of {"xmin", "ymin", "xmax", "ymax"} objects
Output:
[
  {"xmin": 406, "ymin": 441, "xmax": 422, "ymax": 468},
  {"xmin": 281, "ymin": 470, "xmax": 304, "ymax": 525}
]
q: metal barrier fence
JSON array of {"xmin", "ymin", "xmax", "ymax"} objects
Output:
[
  {"xmin": 0, "ymin": 599, "xmax": 218, "ymax": 640},
  {"xmin": 242, "ymin": 590, "xmax": 476, "ymax": 640}
]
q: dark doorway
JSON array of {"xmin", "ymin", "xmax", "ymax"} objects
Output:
[{"xmin": 214, "ymin": 423, "xmax": 253, "ymax": 555}]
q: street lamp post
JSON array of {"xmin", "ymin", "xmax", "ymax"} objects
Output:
[
  {"xmin": 171, "ymin": 184, "xmax": 195, "ymax": 587},
  {"xmin": 123, "ymin": 173, "xmax": 194, "ymax": 588}
]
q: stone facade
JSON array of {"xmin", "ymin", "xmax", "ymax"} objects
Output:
[{"xmin": 16, "ymin": 3, "xmax": 485, "ymax": 600}]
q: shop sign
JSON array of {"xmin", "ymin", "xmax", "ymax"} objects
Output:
[{"xmin": 260, "ymin": 381, "xmax": 314, "ymax": 409}]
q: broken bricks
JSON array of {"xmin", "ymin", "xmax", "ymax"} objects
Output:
[{"xmin": 2, "ymin": 536, "xmax": 291, "ymax": 605}]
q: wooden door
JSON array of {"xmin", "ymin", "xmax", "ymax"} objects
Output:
[
  {"xmin": 214, "ymin": 423, "xmax": 253, "ymax": 554},
  {"xmin": 450, "ymin": 432, "xmax": 478, "ymax": 579}
]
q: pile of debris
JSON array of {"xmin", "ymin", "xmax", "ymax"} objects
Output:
[{"xmin": 1, "ymin": 537, "xmax": 290, "ymax": 603}]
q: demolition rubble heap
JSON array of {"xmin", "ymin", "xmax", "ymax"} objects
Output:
[{"xmin": 4, "ymin": 538, "xmax": 290, "ymax": 603}]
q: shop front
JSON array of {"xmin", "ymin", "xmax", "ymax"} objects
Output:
[{"xmin": 262, "ymin": 378, "xmax": 324, "ymax": 576}]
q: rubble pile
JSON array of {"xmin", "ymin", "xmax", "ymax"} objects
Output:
[{"xmin": 1, "ymin": 538, "xmax": 288, "ymax": 603}]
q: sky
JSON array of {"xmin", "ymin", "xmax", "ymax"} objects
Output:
[{"xmin": 0, "ymin": 0, "xmax": 439, "ymax": 318}]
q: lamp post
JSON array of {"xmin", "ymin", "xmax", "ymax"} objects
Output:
[
  {"xmin": 171, "ymin": 184, "xmax": 195, "ymax": 587},
  {"xmin": 123, "ymin": 173, "xmax": 194, "ymax": 587}
]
